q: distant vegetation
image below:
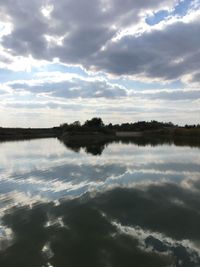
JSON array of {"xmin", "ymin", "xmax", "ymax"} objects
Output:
[
  {"xmin": 57, "ymin": 118, "xmax": 200, "ymax": 155},
  {"xmin": 0, "ymin": 117, "xmax": 199, "ymax": 141},
  {"xmin": 59, "ymin": 117, "xmax": 200, "ymax": 133},
  {"xmin": 0, "ymin": 127, "xmax": 58, "ymax": 141}
]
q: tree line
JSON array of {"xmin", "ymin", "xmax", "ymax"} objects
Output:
[{"xmin": 58, "ymin": 117, "xmax": 200, "ymax": 132}]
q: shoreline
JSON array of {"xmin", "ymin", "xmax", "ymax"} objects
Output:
[
  {"xmin": 0, "ymin": 126, "xmax": 199, "ymax": 142},
  {"xmin": 0, "ymin": 127, "xmax": 60, "ymax": 141}
]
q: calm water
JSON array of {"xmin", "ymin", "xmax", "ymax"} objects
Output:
[{"xmin": 0, "ymin": 138, "xmax": 200, "ymax": 267}]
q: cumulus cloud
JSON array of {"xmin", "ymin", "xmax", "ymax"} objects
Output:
[
  {"xmin": 89, "ymin": 13, "xmax": 200, "ymax": 81},
  {"xmin": 0, "ymin": 0, "xmax": 200, "ymax": 127},
  {"xmin": 0, "ymin": 0, "xmax": 200, "ymax": 83},
  {"xmin": 190, "ymin": 72, "xmax": 200, "ymax": 83},
  {"xmin": 0, "ymin": 89, "xmax": 8, "ymax": 95},
  {"xmin": 9, "ymin": 78, "xmax": 128, "ymax": 99},
  {"xmin": 5, "ymin": 101, "xmax": 83, "ymax": 110},
  {"xmin": 134, "ymin": 89, "xmax": 200, "ymax": 101}
]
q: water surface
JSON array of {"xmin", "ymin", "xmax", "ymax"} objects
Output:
[{"xmin": 0, "ymin": 138, "xmax": 200, "ymax": 267}]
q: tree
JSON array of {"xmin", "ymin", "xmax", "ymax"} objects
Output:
[
  {"xmin": 72, "ymin": 121, "xmax": 81, "ymax": 127},
  {"xmin": 84, "ymin": 118, "xmax": 104, "ymax": 128}
]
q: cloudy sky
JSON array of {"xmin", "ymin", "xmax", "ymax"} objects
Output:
[{"xmin": 0, "ymin": 0, "xmax": 200, "ymax": 127}]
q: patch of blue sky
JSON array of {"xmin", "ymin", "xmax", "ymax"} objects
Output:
[
  {"xmin": 173, "ymin": 0, "xmax": 193, "ymax": 16},
  {"xmin": 11, "ymin": 93, "xmax": 38, "ymax": 102},
  {"xmin": 0, "ymin": 68, "xmax": 34, "ymax": 83},
  {"xmin": 111, "ymin": 78, "xmax": 183, "ymax": 91},
  {"xmin": 146, "ymin": 0, "xmax": 193, "ymax": 26},
  {"xmin": 146, "ymin": 10, "xmax": 169, "ymax": 26},
  {"xmin": 0, "ymin": 63, "xmax": 89, "ymax": 83},
  {"xmin": 41, "ymin": 63, "xmax": 88, "ymax": 77}
]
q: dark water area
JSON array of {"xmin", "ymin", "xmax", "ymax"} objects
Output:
[{"xmin": 0, "ymin": 138, "xmax": 200, "ymax": 267}]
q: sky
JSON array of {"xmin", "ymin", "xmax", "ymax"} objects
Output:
[{"xmin": 0, "ymin": 0, "xmax": 200, "ymax": 127}]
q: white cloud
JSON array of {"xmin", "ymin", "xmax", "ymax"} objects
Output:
[{"xmin": 0, "ymin": 0, "xmax": 199, "ymax": 126}]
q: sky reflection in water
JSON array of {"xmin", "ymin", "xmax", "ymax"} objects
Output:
[{"xmin": 0, "ymin": 138, "xmax": 200, "ymax": 266}]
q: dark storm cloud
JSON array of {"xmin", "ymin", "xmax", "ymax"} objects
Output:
[
  {"xmin": 10, "ymin": 79, "xmax": 128, "ymax": 99},
  {"xmin": 0, "ymin": 0, "xmax": 49, "ymax": 58},
  {"xmin": 2, "ymin": 0, "xmax": 194, "ymax": 82},
  {"xmin": 191, "ymin": 72, "xmax": 200, "ymax": 83},
  {"xmin": 89, "ymin": 19, "xmax": 200, "ymax": 80},
  {"xmin": 47, "ymin": 0, "xmax": 173, "ymax": 63}
]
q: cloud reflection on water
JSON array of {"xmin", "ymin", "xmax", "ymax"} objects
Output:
[
  {"xmin": 0, "ymin": 138, "xmax": 200, "ymax": 266},
  {"xmin": 1, "ymin": 181, "xmax": 200, "ymax": 266}
]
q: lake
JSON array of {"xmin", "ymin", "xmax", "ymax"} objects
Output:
[{"xmin": 0, "ymin": 137, "xmax": 200, "ymax": 267}]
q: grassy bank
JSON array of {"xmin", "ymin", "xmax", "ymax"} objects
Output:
[
  {"xmin": 0, "ymin": 127, "xmax": 60, "ymax": 141},
  {"xmin": 0, "ymin": 118, "xmax": 199, "ymax": 142}
]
